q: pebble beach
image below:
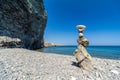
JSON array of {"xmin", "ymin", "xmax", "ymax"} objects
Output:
[{"xmin": 0, "ymin": 48, "xmax": 120, "ymax": 80}]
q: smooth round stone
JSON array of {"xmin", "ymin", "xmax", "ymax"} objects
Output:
[
  {"xmin": 110, "ymin": 70, "xmax": 119, "ymax": 75},
  {"xmin": 78, "ymin": 29, "xmax": 85, "ymax": 32},
  {"xmin": 76, "ymin": 25, "xmax": 86, "ymax": 29},
  {"xmin": 79, "ymin": 33, "xmax": 84, "ymax": 37}
]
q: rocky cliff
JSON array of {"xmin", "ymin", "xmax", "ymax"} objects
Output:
[{"xmin": 0, "ymin": 0, "xmax": 47, "ymax": 49}]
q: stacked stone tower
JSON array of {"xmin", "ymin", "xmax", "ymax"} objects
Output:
[{"xmin": 74, "ymin": 25, "xmax": 92, "ymax": 70}]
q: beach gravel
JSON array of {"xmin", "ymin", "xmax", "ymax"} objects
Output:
[{"xmin": 0, "ymin": 48, "xmax": 120, "ymax": 80}]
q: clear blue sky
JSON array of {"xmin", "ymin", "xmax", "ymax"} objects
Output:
[{"xmin": 44, "ymin": 0, "xmax": 120, "ymax": 45}]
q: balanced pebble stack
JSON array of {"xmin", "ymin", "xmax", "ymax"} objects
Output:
[{"xmin": 74, "ymin": 25, "xmax": 92, "ymax": 70}]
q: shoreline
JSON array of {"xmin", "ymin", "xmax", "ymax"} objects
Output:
[
  {"xmin": 38, "ymin": 46, "xmax": 120, "ymax": 60},
  {"xmin": 0, "ymin": 48, "xmax": 120, "ymax": 80}
]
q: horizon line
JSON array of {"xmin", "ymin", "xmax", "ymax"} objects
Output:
[{"xmin": 58, "ymin": 45, "xmax": 120, "ymax": 46}]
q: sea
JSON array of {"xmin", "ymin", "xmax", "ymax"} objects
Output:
[{"xmin": 38, "ymin": 46, "xmax": 120, "ymax": 60}]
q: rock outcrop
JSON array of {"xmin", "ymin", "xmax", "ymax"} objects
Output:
[
  {"xmin": 0, "ymin": 0, "xmax": 47, "ymax": 49},
  {"xmin": 74, "ymin": 25, "xmax": 92, "ymax": 70},
  {"xmin": 44, "ymin": 42, "xmax": 62, "ymax": 47},
  {"xmin": 44, "ymin": 42, "xmax": 57, "ymax": 47}
]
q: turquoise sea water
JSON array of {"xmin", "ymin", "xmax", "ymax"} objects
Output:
[{"xmin": 38, "ymin": 46, "xmax": 120, "ymax": 60}]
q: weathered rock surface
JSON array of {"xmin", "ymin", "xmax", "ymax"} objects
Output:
[
  {"xmin": 0, "ymin": 0, "xmax": 47, "ymax": 49},
  {"xmin": 74, "ymin": 25, "xmax": 92, "ymax": 70}
]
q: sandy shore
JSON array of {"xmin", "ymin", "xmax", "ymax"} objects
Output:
[{"xmin": 0, "ymin": 48, "xmax": 120, "ymax": 80}]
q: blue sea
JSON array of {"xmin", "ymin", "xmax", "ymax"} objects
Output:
[{"xmin": 38, "ymin": 46, "xmax": 120, "ymax": 60}]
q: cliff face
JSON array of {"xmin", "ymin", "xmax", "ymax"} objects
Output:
[{"xmin": 0, "ymin": 0, "xmax": 47, "ymax": 49}]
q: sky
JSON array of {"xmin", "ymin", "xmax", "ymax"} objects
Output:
[{"xmin": 44, "ymin": 0, "xmax": 120, "ymax": 45}]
